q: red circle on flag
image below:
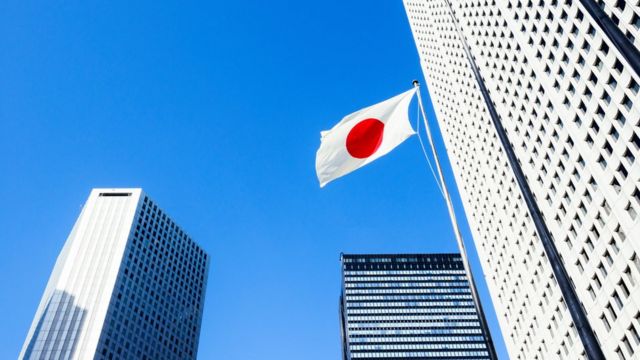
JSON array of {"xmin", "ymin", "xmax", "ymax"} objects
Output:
[{"xmin": 346, "ymin": 118, "xmax": 384, "ymax": 159}]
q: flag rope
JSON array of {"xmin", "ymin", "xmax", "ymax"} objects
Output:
[{"xmin": 414, "ymin": 98, "xmax": 445, "ymax": 199}]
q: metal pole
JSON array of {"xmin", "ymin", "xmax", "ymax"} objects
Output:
[
  {"xmin": 413, "ymin": 81, "xmax": 498, "ymax": 360},
  {"xmin": 577, "ymin": 0, "xmax": 640, "ymax": 79},
  {"xmin": 440, "ymin": 1, "xmax": 606, "ymax": 358}
]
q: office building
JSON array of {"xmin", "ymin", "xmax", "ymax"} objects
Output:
[
  {"xmin": 403, "ymin": 1, "xmax": 640, "ymax": 358},
  {"xmin": 20, "ymin": 188, "xmax": 210, "ymax": 360},
  {"xmin": 340, "ymin": 253, "xmax": 493, "ymax": 359}
]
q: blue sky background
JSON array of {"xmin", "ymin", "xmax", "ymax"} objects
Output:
[{"xmin": 0, "ymin": 0, "xmax": 509, "ymax": 358}]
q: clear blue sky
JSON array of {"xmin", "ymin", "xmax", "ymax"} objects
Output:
[{"xmin": 0, "ymin": 0, "xmax": 509, "ymax": 358}]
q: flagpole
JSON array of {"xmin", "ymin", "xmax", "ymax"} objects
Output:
[{"xmin": 412, "ymin": 80, "xmax": 498, "ymax": 360}]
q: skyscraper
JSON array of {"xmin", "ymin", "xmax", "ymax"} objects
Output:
[
  {"xmin": 340, "ymin": 253, "xmax": 494, "ymax": 359},
  {"xmin": 403, "ymin": 1, "xmax": 640, "ymax": 358},
  {"xmin": 20, "ymin": 189, "xmax": 210, "ymax": 360}
]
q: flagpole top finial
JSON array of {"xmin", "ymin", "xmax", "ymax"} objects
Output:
[{"xmin": 412, "ymin": 80, "xmax": 420, "ymax": 87}]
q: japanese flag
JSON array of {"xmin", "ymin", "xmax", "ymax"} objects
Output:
[{"xmin": 315, "ymin": 88, "xmax": 417, "ymax": 187}]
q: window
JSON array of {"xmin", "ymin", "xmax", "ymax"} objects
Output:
[
  {"xmin": 632, "ymin": 133, "xmax": 640, "ymax": 150},
  {"xmin": 633, "ymin": 254, "xmax": 640, "ymax": 274},
  {"xmin": 630, "ymin": 78, "xmax": 639, "ymax": 95},
  {"xmin": 607, "ymin": 303, "xmax": 618, "ymax": 320},
  {"xmin": 605, "ymin": 251, "xmax": 614, "ymax": 266},
  {"xmin": 629, "ymin": 325, "xmax": 640, "ymax": 346},
  {"xmin": 598, "ymin": 155, "xmax": 607, "ymax": 169},
  {"xmin": 612, "ymin": 178, "xmax": 622, "ymax": 193},
  {"xmin": 615, "ymin": 225, "xmax": 626, "ymax": 241},
  {"xmin": 626, "ymin": 202, "xmax": 638, "ymax": 220},
  {"xmin": 613, "ymin": 290, "xmax": 623, "ymax": 309},
  {"xmin": 622, "ymin": 335, "xmax": 634, "ymax": 356},
  {"xmin": 619, "ymin": 279, "xmax": 631, "ymax": 298},
  {"xmin": 598, "ymin": 263, "xmax": 607, "ymax": 278},
  {"xmin": 618, "ymin": 164, "xmax": 628, "ymax": 179},
  {"xmin": 616, "ymin": 111, "xmax": 627, "ymax": 126},
  {"xmin": 610, "ymin": 239, "xmax": 620, "ymax": 254},
  {"xmin": 621, "ymin": 269, "xmax": 636, "ymax": 293},
  {"xmin": 603, "ymin": 314, "xmax": 612, "ymax": 331},
  {"xmin": 614, "ymin": 59, "xmax": 623, "ymax": 73},
  {"xmin": 593, "ymin": 274, "xmax": 602, "ymax": 289}
]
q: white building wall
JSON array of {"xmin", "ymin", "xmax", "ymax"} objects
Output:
[
  {"xmin": 403, "ymin": 0, "xmax": 640, "ymax": 358},
  {"xmin": 19, "ymin": 189, "xmax": 142, "ymax": 360}
]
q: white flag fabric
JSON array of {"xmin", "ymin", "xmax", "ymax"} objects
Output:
[{"xmin": 315, "ymin": 88, "xmax": 417, "ymax": 187}]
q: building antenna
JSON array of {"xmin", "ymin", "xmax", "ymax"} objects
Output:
[{"xmin": 438, "ymin": 1, "xmax": 606, "ymax": 358}]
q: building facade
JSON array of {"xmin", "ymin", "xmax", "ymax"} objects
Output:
[
  {"xmin": 340, "ymin": 253, "xmax": 493, "ymax": 359},
  {"xmin": 20, "ymin": 189, "xmax": 210, "ymax": 360},
  {"xmin": 403, "ymin": 1, "xmax": 640, "ymax": 358}
]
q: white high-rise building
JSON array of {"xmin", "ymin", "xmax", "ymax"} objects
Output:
[
  {"xmin": 403, "ymin": 1, "xmax": 640, "ymax": 359},
  {"xmin": 20, "ymin": 189, "xmax": 210, "ymax": 360}
]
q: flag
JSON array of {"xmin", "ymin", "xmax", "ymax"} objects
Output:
[{"xmin": 315, "ymin": 88, "xmax": 417, "ymax": 187}]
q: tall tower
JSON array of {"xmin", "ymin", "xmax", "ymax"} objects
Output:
[
  {"xmin": 403, "ymin": 0, "xmax": 640, "ymax": 358},
  {"xmin": 20, "ymin": 189, "xmax": 210, "ymax": 360},
  {"xmin": 340, "ymin": 253, "xmax": 494, "ymax": 359}
]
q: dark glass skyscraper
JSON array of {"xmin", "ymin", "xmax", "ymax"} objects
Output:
[{"xmin": 340, "ymin": 253, "xmax": 491, "ymax": 359}]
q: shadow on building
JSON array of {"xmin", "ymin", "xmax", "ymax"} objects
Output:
[{"xmin": 22, "ymin": 290, "xmax": 86, "ymax": 360}]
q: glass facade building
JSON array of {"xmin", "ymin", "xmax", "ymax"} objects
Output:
[
  {"xmin": 340, "ymin": 253, "xmax": 492, "ymax": 359},
  {"xmin": 20, "ymin": 189, "xmax": 210, "ymax": 360}
]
